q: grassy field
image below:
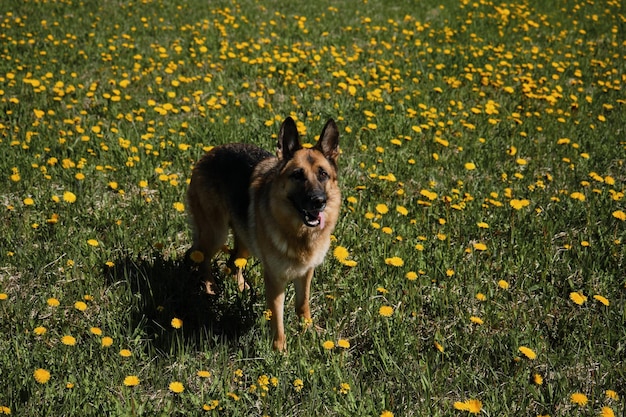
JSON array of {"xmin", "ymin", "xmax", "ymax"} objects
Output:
[{"xmin": 1, "ymin": 0, "xmax": 625, "ymax": 415}]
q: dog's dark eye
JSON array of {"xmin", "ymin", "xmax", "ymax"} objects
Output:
[
  {"xmin": 290, "ymin": 168, "xmax": 305, "ymax": 181},
  {"xmin": 318, "ymin": 168, "xmax": 329, "ymax": 182}
]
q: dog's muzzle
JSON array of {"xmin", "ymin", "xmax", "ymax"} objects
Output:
[{"xmin": 294, "ymin": 194, "xmax": 326, "ymax": 228}]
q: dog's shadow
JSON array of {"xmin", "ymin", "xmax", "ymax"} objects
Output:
[{"xmin": 104, "ymin": 251, "xmax": 260, "ymax": 351}]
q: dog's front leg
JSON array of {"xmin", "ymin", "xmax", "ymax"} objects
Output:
[
  {"xmin": 265, "ymin": 274, "xmax": 287, "ymax": 351},
  {"xmin": 294, "ymin": 268, "xmax": 314, "ymax": 321}
]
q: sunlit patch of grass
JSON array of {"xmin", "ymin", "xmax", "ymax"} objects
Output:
[{"xmin": 1, "ymin": 0, "xmax": 625, "ymax": 415}]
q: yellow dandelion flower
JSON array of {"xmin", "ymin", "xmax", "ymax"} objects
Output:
[
  {"xmin": 203, "ymin": 400, "xmax": 220, "ymax": 411},
  {"xmin": 570, "ymin": 392, "xmax": 588, "ymax": 406},
  {"xmin": 90, "ymin": 327, "xmax": 102, "ymax": 336},
  {"xmin": 477, "ymin": 222, "xmax": 489, "ymax": 229},
  {"xmin": 33, "ymin": 368, "xmax": 51, "ymax": 384},
  {"xmin": 464, "ymin": 162, "xmax": 476, "ymax": 170},
  {"xmin": 446, "ymin": 269, "xmax": 455, "ymax": 277},
  {"xmin": 473, "ymin": 242, "xmax": 487, "ymax": 251},
  {"xmin": 23, "ymin": 197, "xmax": 35, "ymax": 206},
  {"xmin": 381, "ymin": 411, "xmax": 394, "ymax": 417},
  {"xmin": 454, "ymin": 399, "xmax": 482, "ymax": 414},
  {"xmin": 466, "ymin": 399, "xmax": 482, "ymax": 414},
  {"xmin": 406, "ymin": 271, "xmax": 418, "ymax": 281},
  {"xmin": 379, "ymin": 305, "xmax": 394, "ymax": 317},
  {"xmin": 384, "ymin": 256, "xmax": 404, "ymax": 267},
  {"xmin": 593, "ymin": 294, "xmax": 609, "ymax": 306},
  {"xmin": 171, "ymin": 317, "xmax": 183, "ymax": 329},
  {"xmin": 510, "ymin": 199, "xmax": 530, "ymax": 210},
  {"xmin": 333, "ymin": 246, "xmax": 349, "ymax": 261},
  {"xmin": 197, "ymin": 370, "xmax": 211, "ymax": 378},
  {"xmin": 234, "ymin": 258, "xmax": 247, "ymax": 268},
  {"xmin": 62, "ymin": 191, "xmax": 77, "ymax": 203},
  {"xmin": 0, "ymin": 293, "xmax": 7, "ymax": 301},
  {"xmin": 119, "ymin": 349, "xmax": 132, "ymax": 357},
  {"xmin": 518, "ymin": 346, "xmax": 537, "ymax": 360},
  {"xmin": 470, "ymin": 316, "xmax": 483, "ymax": 325},
  {"xmin": 375, "ymin": 203, "xmax": 389, "ymax": 214},
  {"xmin": 420, "ymin": 189, "xmax": 438, "ymax": 201},
  {"xmin": 101, "ymin": 336, "xmax": 114, "ymax": 347},
  {"xmin": 498, "ymin": 280, "xmax": 510, "ymax": 290},
  {"xmin": 173, "ymin": 202, "xmax": 185, "ymax": 212},
  {"xmin": 396, "ymin": 205, "xmax": 408, "ymax": 216},
  {"xmin": 322, "ymin": 340, "xmax": 335, "ymax": 350},
  {"xmin": 339, "ymin": 382, "xmax": 350, "ymax": 394},
  {"xmin": 74, "ymin": 301, "xmax": 87, "ymax": 311},
  {"xmin": 337, "ymin": 339, "xmax": 350, "ymax": 349},
  {"xmin": 569, "ymin": 291, "xmax": 587, "ymax": 305},
  {"xmin": 293, "ymin": 378, "xmax": 304, "ymax": 392},
  {"xmin": 570, "ymin": 192, "xmax": 586, "ymax": 201},
  {"xmin": 605, "ymin": 390, "xmax": 619, "ymax": 401},
  {"xmin": 612, "ymin": 210, "xmax": 626, "ymax": 221},
  {"xmin": 123, "ymin": 375, "xmax": 140, "ymax": 387},
  {"xmin": 476, "ymin": 293, "xmax": 486, "ymax": 301},
  {"xmin": 601, "ymin": 407, "xmax": 615, "ymax": 417},
  {"xmin": 169, "ymin": 381, "xmax": 184, "ymax": 394},
  {"xmin": 46, "ymin": 213, "xmax": 59, "ymax": 224},
  {"xmin": 10, "ymin": 167, "xmax": 21, "ymax": 182},
  {"xmin": 34, "ymin": 326, "xmax": 47, "ymax": 336},
  {"xmin": 87, "ymin": 239, "xmax": 99, "ymax": 247},
  {"xmin": 533, "ymin": 373, "xmax": 543, "ymax": 385},
  {"xmin": 434, "ymin": 341, "xmax": 444, "ymax": 352},
  {"xmin": 61, "ymin": 335, "xmax": 76, "ymax": 346}
]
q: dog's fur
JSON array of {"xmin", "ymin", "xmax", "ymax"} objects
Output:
[{"xmin": 186, "ymin": 117, "xmax": 340, "ymax": 350}]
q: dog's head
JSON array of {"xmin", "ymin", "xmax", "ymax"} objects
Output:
[{"xmin": 277, "ymin": 117, "xmax": 340, "ymax": 230}]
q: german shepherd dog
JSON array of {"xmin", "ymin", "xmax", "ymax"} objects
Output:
[{"xmin": 187, "ymin": 117, "xmax": 340, "ymax": 350}]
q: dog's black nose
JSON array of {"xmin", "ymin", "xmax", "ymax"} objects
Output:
[{"xmin": 311, "ymin": 194, "xmax": 326, "ymax": 211}]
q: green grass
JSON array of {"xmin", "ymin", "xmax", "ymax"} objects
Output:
[{"xmin": 1, "ymin": 0, "xmax": 625, "ymax": 415}]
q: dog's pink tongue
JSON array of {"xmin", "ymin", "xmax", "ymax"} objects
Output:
[{"xmin": 318, "ymin": 212, "xmax": 326, "ymax": 230}]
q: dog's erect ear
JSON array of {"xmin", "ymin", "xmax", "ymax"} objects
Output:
[
  {"xmin": 277, "ymin": 117, "xmax": 301, "ymax": 160},
  {"xmin": 314, "ymin": 118, "xmax": 339, "ymax": 165}
]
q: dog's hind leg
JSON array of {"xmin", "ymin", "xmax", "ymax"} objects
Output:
[{"xmin": 187, "ymin": 185, "xmax": 229, "ymax": 294}]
